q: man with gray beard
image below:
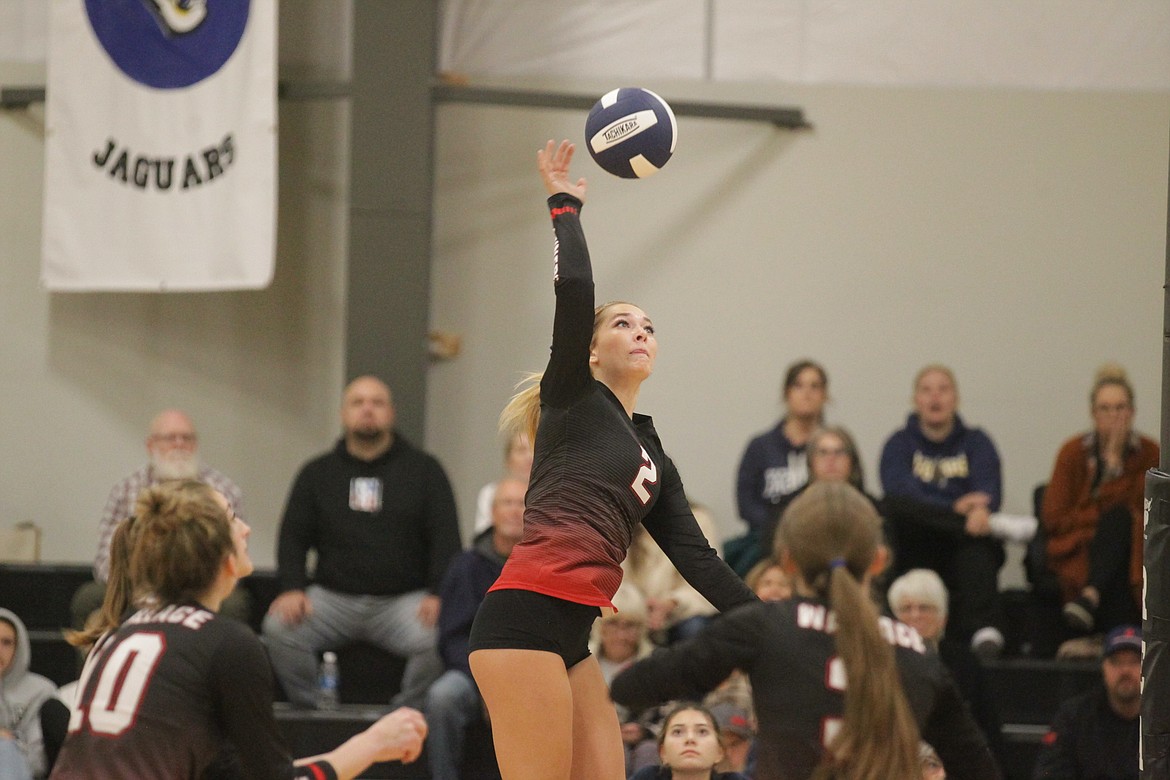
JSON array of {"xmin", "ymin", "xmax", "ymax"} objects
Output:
[{"xmin": 69, "ymin": 409, "xmax": 248, "ymax": 629}]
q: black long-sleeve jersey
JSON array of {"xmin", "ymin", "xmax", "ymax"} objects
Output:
[
  {"xmin": 610, "ymin": 597, "xmax": 1003, "ymax": 780},
  {"xmin": 51, "ymin": 603, "xmax": 337, "ymax": 780},
  {"xmin": 491, "ymin": 193, "xmax": 754, "ymax": 613}
]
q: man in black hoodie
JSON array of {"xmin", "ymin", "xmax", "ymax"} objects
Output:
[{"xmin": 263, "ymin": 376, "xmax": 461, "ymax": 710}]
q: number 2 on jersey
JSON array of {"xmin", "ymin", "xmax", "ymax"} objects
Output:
[
  {"xmin": 69, "ymin": 633, "xmax": 165, "ymax": 736},
  {"xmin": 630, "ymin": 445, "xmax": 659, "ymax": 505}
]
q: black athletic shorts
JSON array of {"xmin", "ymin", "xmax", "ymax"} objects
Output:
[{"xmin": 469, "ymin": 588, "xmax": 601, "ymax": 668}]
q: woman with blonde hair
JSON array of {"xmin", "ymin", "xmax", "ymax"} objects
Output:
[
  {"xmin": 52, "ymin": 480, "xmax": 427, "ymax": 780},
  {"xmin": 468, "ymin": 140, "xmax": 755, "ymax": 780},
  {"xmin": 611, "ymin": 482, "xmax": 1000, "ymax": 779}
]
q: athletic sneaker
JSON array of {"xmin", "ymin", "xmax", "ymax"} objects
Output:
[
  {"xmin": 988, "ymin": 513, "xmax": 1038, "ymax": 543},
  {"xmin": 971, "ymin": 626, "xmax": 1004, "ymax": 661},
  {"xmin": 1063, "ymin": 595, "xmax": 1097, "ymax": 633}
]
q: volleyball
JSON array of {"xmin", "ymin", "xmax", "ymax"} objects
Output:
[{"xmin": 584, "ymin": 87, "xmax": 677, "ymax": 179}]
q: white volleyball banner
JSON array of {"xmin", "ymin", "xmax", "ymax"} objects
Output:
[{"xmin": 42, "ymin": 0, "xmax": 276, "ymax": 291}]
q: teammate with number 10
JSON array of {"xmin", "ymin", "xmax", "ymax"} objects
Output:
[
  {"xmin": 50, "ymin": 481, "xmax": 427, "ymax": 780},
  {"xmin": 467, "ymin": 140, "xmax": 756, "ymax": 780}
]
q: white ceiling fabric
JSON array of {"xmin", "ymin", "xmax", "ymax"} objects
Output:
[{"xmin": 438, "ymin": 0, "xmax": 1170, "ymax": 91}]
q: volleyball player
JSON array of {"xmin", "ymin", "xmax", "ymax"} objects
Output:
[
  {"xmin": 50, "ymin": 481, "xmax": 426, "ymax": 780},
  {"xmin": 610, "ymin": 482, "xmax": 1002, "ymax": 780},
  {"xmin": 468, "ymin": 140, "xmax": 756, "ymax": 780}
]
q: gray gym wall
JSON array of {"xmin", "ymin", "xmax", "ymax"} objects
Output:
[{"xmin": 0, "ymin": 6, "xmax": 1165, "ymax": 595}]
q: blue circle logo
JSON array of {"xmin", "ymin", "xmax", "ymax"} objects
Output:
[{"xmin": 84, "ymin": 0, "xmax": 250, "ymax": 90}]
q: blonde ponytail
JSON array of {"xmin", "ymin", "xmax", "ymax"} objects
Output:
[{"xmin": 499, "ymin": 372, "xmax": 543, "ymax": 444}]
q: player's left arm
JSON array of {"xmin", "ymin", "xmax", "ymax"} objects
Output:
[
  {"xmin": 610, "ymin": 602, "xmax": 762, "ymax": 712},
  {"xmin": 641, "ymin": 457, "xmax": 756, "ymax": 612}
]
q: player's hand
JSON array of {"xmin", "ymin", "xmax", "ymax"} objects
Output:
[
  {"xmin": 417, "ymin": 594, "xmax": 441, "ymax": 628},
  {"xmin": 537, "ymin": 139, "xmax": 587, "ymax": 202},
  {"xmin": 268, "ymin": 590, "xmax": 312, "ymax": 626},
  {"xmin": 368, "ymin": 707, "xmax": 428, "ymax": 764}
]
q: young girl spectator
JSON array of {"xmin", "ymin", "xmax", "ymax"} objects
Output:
[
  {"xmin": 628, "ymin": 702, "xmax": 749, "ymax": 780},
  {"xmin": 0, "ymin": 609, "xmax": 56, "ymax": 780}
]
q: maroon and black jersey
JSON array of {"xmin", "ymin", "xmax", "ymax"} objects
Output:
[
  {"xmin": 51, "ymin": 603, "xmax": 335, "ymax": 780},
  {"xmin": 491, "ymin": 193, "xmax": 753, "ymax": 612},
  {"xmin": 610, "ymin": 597, "xmax": 1002, "ymax": 780}
]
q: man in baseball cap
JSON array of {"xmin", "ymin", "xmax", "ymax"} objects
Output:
[
  {"xmin": 708, "ymin": 702, "xmax": 755, "ymax": 774},
  {"xmin": 1033, "ymin": 624, "xmax": 1140, "ymax": 779}
]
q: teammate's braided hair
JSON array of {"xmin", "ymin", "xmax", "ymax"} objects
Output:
[
  {"xmin": 130, "ymin": 480, "xmax": 234, "ymax": 606},
  {"xmin": 776, "ymin": 482, "xmax": 921, "ymax": 779}
]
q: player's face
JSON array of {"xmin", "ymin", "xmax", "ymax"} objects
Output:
[
  {"xmin": 784, "ymin": 367, "xmax": 826, "ymax": 420},
  {"xmin": 213, "ymin": 489, "xmax": 254, "ymax": 579},
  {"xmin": 810, "ymin": 433, "xmax": 852, "ymax": 483},
  {"xmin": 659, "ymin": 709, "xmax": 724, "ymax": 772},
  {"xmin": 0, "ymin": 621, "xmax": 15, "ymax": 677},
  {"xmin": 753, "ymin": 565, "xmax": 792, "ymax": 602},
  {"xmin": 1103, "ymin": 649, "xmax": 1141, "ymax": 710},
  {"xmin": 590, "ymin": 306, "xmax": 656, "ymax": 382},
  {"xmin": 1092, "ymin": 384, "xmax": 1134, "ymax": 439},
  {"xmin": 914, "ymin": 370, "xmax": 957, "ymax": 429},
  {"xmin": 342, "ymin": 377, "xmax": 395, "ymax": 440},
  {"xmin": 894, "ymin": 598, "xmax": 945, "ymax": 643}
]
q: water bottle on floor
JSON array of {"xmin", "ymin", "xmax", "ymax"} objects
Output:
[{"xmin": 316, "ymin": 651, "xmax": 340, "ymax": 710}]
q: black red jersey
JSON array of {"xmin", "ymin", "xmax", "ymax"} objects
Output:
[
  {"xmin": 490, "ymin": 193, "xmax": 753, "ymax": 613},
  {"xmin": 610, "ymin": 597, "xmax": 1002, "ymax": 780},
  {"xmin": 51, "ymin": 603, "xmax": 335, "ymax": 780}
]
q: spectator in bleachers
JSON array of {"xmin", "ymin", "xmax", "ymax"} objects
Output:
[
  {"xmin": 743, "ymin": 557, "xmax": 791, "ymax": 603},
  {"xmin": 70, "ymin": 409, "xmax": 249, "ymax": 632},
  {"xmin": 629, "ymin": 702, "xmax": 749, "ymax": 780},
  {"xmin": 588, "ymin": 583, "xmax": 656, "ymax": 776},
  {"xmin": 0, "ymin": 609, "xmax": 56, "ymax": 779},
  {"xmin": 1041, "ymin": 364, "xmax": 1158, "ymax": 636},
  {"xmin": 471, "ymin": 431, "xmax": 533, "ymax": 537},
  {"xmin": 263, "ymin": 376, "xmax": 461, "ymax": 710},
  {"xmin": 920, "ymin": 741, "xmax": 947, "ymax": 780},
  {"xmin": 729, "ymin": 360, "xmax": 829, "ymax": 574},
  {"xmin": 707, "ymin": 702, "xmax": 754, "ymax": 776},
  {"xmin": 879, "ymin": 364, "xmax": 1032, "ymax": 659},
  {"xmin": 888, "ymin": 568, "xmax": 1006, "ymax": 771},
  {"xmin": 623, "ymin": 502, "xmax": 722, "ymax": 646},
  {"xmin": 424, "ymin": 476, "xmax": 525, "ymax": 780},
  {"xmin": 806, "ymin": 425, "xmax": 869, "ymax": 496},
  {"xmin": 1032, "ymin": 624, "xmax": 1140, "ymax": 780}
]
